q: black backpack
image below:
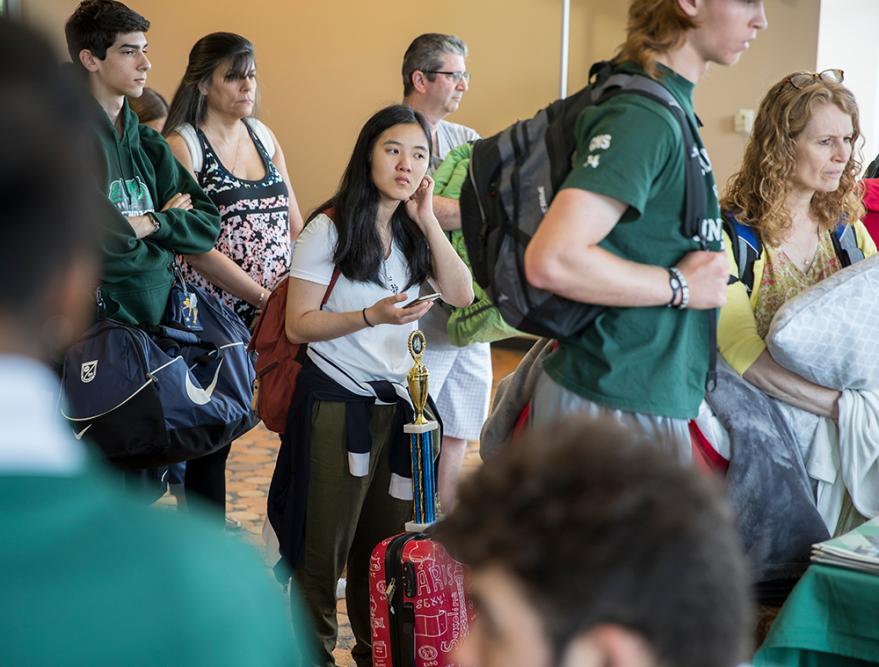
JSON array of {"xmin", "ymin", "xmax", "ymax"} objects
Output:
[{"xmin": 459, "ymin": 61, "xmax": 709, "ymax": 339}]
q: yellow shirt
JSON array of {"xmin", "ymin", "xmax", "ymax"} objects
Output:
[{"xmin": 718, "ymin": 220, "xmax": 877, "ymax": 375}]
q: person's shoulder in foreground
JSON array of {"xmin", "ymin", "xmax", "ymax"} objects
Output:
[
  {"xmin": 435, "ymin": 415, "xmax": 754, "ymax": 667},
  {"xmin": 2, "ymin": 432, "xmax": 313, "ymax": 666}
]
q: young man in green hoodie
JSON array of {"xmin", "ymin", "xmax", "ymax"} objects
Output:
[
  {"xmin": 65, "ymin": 0, "xmax": 229, "ymax": 513},
  {"xmin": 65, "ymin": 0, "xmax": 221, "ymax": 327}
]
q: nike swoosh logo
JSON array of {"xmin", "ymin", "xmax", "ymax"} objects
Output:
[
  {"xmin": 184, "ymin": 358, "xmax": 223, "ymax": 405},
  {"xmin": 74, "ymin": 424, "xmax": 92, "ymax": 440}
]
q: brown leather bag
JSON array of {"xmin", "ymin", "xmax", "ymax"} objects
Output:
[{"xmin": 248, "ymin": 210, "xmax": 341, "ymax": 433}]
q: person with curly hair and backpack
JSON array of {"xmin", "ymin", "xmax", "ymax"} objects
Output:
[
  {"xmin": 719, "ymin": 71, "xmax": 876, "ymax": 424},
  {"xmin": 712, "ymin": 72, "xmax": 878, "ymax": 555}
]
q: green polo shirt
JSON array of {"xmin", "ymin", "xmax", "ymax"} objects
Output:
[{"xmin": 543, "ymin": 62, "xmax": 721, "ymax": 419}]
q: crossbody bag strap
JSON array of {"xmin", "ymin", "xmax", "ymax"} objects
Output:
[{"xmin": 322, "ymin": 267, "xmax": 342, "ymax": 307}]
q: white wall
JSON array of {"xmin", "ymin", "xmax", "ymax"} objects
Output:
[{"xmin": 817, "ymin": 0, "xmax": 879, "ymax": 172}]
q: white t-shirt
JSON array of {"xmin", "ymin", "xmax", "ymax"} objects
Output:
[
  {"xmin": 434, "ymin": 119, "xmax": 480, "ymax": 166},
  {"xmin": 290, "ymin": 214, "xmax": 420, "ymax": 400}
]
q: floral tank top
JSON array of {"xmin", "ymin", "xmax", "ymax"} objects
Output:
[
  {"xmin": 754, "ymin": 231, "xmax": 842, "ymax": 339},
  {"xmin": 179, "ymin": 120, "xmax": 290, "ymax": 325}
]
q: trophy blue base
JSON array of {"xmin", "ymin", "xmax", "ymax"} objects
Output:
[{"xmin": 404, "ymin": 420, "xmax": 438, "ymax": 526}]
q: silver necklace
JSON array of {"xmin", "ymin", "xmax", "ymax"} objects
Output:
[
  {"xmin": 205, "ymin": 125, "xmax": 244, "ymax": 175},
  {"xmin": 381, "ymin": 259, "xmax": 399, "ymax": 293}
]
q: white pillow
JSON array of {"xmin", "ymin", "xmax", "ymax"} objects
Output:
[{"xmin": 767, "ymin": 254, "xmax": 879, "ymax": 389}]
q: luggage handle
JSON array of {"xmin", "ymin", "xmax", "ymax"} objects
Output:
[{"xmin": 400, "ymin": 603, "xmax": 417, "ymax": 667}]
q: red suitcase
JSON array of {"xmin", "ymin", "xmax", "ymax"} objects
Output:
[{"xmin": 369, "ymin": 531, "xmax": 471, "ymax": 666}]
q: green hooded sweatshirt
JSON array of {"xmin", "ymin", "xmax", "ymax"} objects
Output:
[{"xmin": 93, "ymin": 98, "xmax": 220, "ymax": 326}]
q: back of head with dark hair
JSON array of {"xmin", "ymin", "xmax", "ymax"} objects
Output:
[
  {"xmin": 164, "ymin": 32, "xmax": 255, "ymax": 134},
  {"xmin": 310, "ymin": 104, "xmax": 434, "ymax": 289},
  {"xmin": 436, "ymin": 416, "xmax": 753, "ymax": 667},
  {"xmin": 401, "ymin": 33, "xmax": 467, "ymax": 97},
  {"xmin": 64, "ymin": 0, "xmax": 149, "ymax": 70},
  {"xmin": 0, "ymin": 18, "xmax": 102, "ymax": 323},
  {"xmin": 128, "ymin": 86, "xmax": 168, "ymax": 125}
]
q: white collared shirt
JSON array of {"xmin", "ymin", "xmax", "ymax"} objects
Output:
[{"xmin": 0, "ymin": 355, "xmax": 85, "ymax": 475}]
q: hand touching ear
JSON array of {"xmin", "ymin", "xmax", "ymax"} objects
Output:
[{"xmin": 405, "ymin": 174, "xmax": 437, "ymax": 232}]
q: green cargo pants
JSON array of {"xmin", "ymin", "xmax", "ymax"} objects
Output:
[{"xmin": 295, "ymin": 400, "xmax": 412, "ymax": 667}]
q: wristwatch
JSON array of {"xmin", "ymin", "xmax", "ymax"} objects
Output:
[{"xmin": 145, "ymin": 211, "xmax": 161, "ymax": 234}]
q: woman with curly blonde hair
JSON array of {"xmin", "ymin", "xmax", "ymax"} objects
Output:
[{"xmin": 718, "ymin": 70, "xmax": 876, "ymax": 417}]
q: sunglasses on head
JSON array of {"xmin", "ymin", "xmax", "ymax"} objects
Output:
[{"xmin": 784, "ymin": 69, "xmax": 844, "ymax": 90}]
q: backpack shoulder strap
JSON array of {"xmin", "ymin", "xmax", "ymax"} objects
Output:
[
  {"xmin": 244, "ymin": 117, "xmax": 276, "ymax": 160},
  {"xmin": 320, "ymin": 206, "xmax": 341, "ymax": 307},
  {"xmin": 322, "ymin": 267, "xmax": 341, "ymax": 307},
  {"xmin": 832, "ymin": 221, "xmax": 865, "ymax": 267},
  {"xmin": 722, "ymin": 211, "xmax": 761, "ymax": 294},
  {"xmin": 592, "ymin": 71, "xmax": 707, "ymax": 244},
  {"xmin": 173, "ymin": 123, "xmax": 203, "ymax": 175}
]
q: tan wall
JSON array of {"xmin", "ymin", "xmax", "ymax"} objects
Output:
[
  {"xmin": 24, "ymin": 0, "xmax": 819, "ymax": 211},
  {"xmin": 818, "ymin": 0, "xmax": 879, "ymax": 172}
]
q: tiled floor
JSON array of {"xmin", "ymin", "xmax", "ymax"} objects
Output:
[{"xmin": 167, "ymin": 344, "xmax": 525, "ymax": 666}]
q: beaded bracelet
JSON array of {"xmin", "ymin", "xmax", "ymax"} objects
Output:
[{"xmin": 666, "ymin": 267, "xmax": 689, "ymax": 310}]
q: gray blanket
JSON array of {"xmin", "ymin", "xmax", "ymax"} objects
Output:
[{"xmin": 706, "ymin": 359, "xmax": 830, "ymax": 583}]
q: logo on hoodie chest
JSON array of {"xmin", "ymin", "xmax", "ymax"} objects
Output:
[{"xmin": 108, "ymin": 176, "xmax": 154, "ymax": 217}]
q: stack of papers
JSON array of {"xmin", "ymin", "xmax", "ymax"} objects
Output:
[{"xmin": 812, "ymin": 515, "xmax": 879, "ymax": 574}]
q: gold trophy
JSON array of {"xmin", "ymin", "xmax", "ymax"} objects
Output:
[
  {"xmin": 404, "ymin": 330, "xmax": 439, "ymax": 528},
  {"xmin": 407, "ymin": 330, "xmax": 431, "ymax": 425}
]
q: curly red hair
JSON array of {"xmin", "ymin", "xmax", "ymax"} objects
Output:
[{"xmin": 721, "ymin": 74, "xmax": 864, "ymax": 247}]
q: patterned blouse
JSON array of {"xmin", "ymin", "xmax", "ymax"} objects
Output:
[
  {"xmin": 179, "ymin": 120, "xmax": 290, "ymax": 326},
  {"xmin": 754, "ymin": 231, "xmax": 842, "ymax": 339}
]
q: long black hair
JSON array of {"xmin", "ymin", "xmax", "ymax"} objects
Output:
[
  {"xmin": 163, "ymin": 32, "xmax": 255, "ymax": 135},
  {"xmin": 311, "ymin": 104, "xmax": 434, "ymax": 289}
]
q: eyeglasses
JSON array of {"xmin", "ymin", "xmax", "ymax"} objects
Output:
[
  {"xmin": 785, "ymin": 69, "xmax": 844, "ymax": 90},
  {"xmin": 423, "ymin": 70, "xmax": 471, "ymax": 84}
]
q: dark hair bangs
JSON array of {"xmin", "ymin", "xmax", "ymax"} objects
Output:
[{"xmin": 223, "ymin": 51, "xmax": 255, "ymax": 81}]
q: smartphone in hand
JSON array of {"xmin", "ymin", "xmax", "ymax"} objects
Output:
[{"xmin": 405, "ymin": 292, "xmax": 442, "ymax": 308}]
